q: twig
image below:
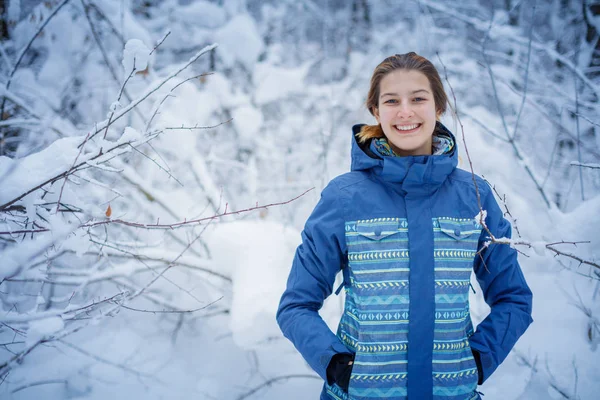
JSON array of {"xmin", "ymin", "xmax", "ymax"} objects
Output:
[
  {"xmin": 489, "ymin": 183, "xmax": 522, "ymax": 238},
  {"xmin": 127, "ymin": 144, "xmax": 183, "ymax": 186},
  {"xmin": 103, "ymin": 58, "xmax": 138, "ymax": 140},
  {"xmin": 565, "ymin": 108, "xmax": 600, "ymax": 129},
  {"xmin": 150, "ymin": 31, "xmax": 171, "ymax": 55},
  {"xmin": 0, "ymin": 138, "xmax": 136, "ymax": 211},
  {"xmin": 570, "ymin": 161, "xmax": 600, "ymax": 169},
  {"xmin": 546, "ymin": 244, "xmax": 600, "ymax": 270},
  {"xmin": 573, "ymin": 47, "xmax": 584, "ymax": 201},
  {"xmin": 0, "ymin": 188, "xmax": 313, "ymax": 235},
  {"xmin": 80, "ymin": 0, "xmax": 145, "ymax": 125},
  {"xmin": 164, "ymin": 118, "xmax": 233, "ymax": 131},
  {"xmin": 145, "ymin": 73, "xmax": 214, "ymax": 133},
  {"xmin": 55, "ymin": 131, "xmax": 92, "ymax": 214},
  {"xmin": 513, "ymin": 349, "xmax": 574, "ymax": 399},
  {"xmin": 11, "ymin": 380, "xmax": 67, "ymax": 394},
  {"xmin": 58, "ymin": 339, "xmax": 158, "ymax": 379},
  {"xmin": 435, "ymin": 54, "xmax": 490, "ymax": 237},
  {"xmin": 0, "ymin": 0, "xmax": 72, "ymax": 120},
  {"xmin": 0, "ymin": 291, "xmax": 128, "ymax": 323},
  {"xmin": 512, "ymin": 0, "xmax": 536, "ymax": 141},
  {"xmin": 417, "ymin": 0, "xmax": 600, "ymax": 99},
  {"xmin": 83, "ymin": 188, "xmax": 314, "ymax": 231},
  {"xmin": 481, "ymin": 47, "xmax": 552, "ymax": 208},
  {"xmin": 127, "ymin": 219, "xmax": 212, "ymax": 303},
  {"xmin": 119, "ymin": 296, "xmax": 223, "ymax": 314},
  {"xmin": 86, "ymin": 1, "xmax": 126, "ymax": 45},
  {"xmin": 79, "ymin": 43, "xmax": 217, "ymax": 147}
]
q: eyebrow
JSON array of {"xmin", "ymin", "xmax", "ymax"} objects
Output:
[{"xmin": 380, "ymin": 89, "xmax": 430, "ymax": 97}]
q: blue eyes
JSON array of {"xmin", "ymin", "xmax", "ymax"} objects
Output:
[{"xmin": 384, "ymin": 98, "xmax": 426, "ymax": 104}]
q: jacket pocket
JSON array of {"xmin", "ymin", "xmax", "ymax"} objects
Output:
[
  {"xmin": 438, "ymin": 217, "xmax": 481, "ymax": 241},
  {"xmin": 346, "ymin": 218, "xmax": 410, "ymax": 291},
  {"xmin": 355, "ymin": 218, "xmax": 403, "ymax": 241}
]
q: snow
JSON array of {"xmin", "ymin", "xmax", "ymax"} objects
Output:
[
  {"xmin": 122, "ymin": 39, "xmax": 150, "ymax": 74},
  {"xmin": 119, "ymin": 126, "xmax": 142, "ymax": 143},
  {"xmin": 27, "ymin": 317, "xmax": 64, "ymax": 346},
  {"xmin": 205, "ymin": 221, "xmax": 299, "ymax": 349},
  {"xmin": 7, "ymin": 0, "xmax": 20, "ymax": 22},
  {"xmin": 531, "ymin": 241, "xmax": 547, "ymax": 257},
  {"xmin": 0, "ymin": 136, "xmax": 82, "ymax": 206},
  {"xmin": 175, "ymin": 1, "xmax": 227, "ymax": 29},
  {"xmin": 231, "ymin": 105, "xmax": 264, "ymax": 140},
  {"xmin": 109, "ymin": 101, "xmax": 122, "ymax": 112},
  {"xmin": 1, "ymin": 2, "xmax": 599, "ymax": 399},
  {"xmin": 253, "ymin": 62, "xmax": 309, "ymax": 104},
  {"xmin": 214, "ymin": 14, "xmax": 264, "ymax": 71}
]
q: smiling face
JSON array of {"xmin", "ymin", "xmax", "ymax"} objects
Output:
[{"xmin": 373, "ymin": 69, "xmax": 439, "ymax": 156}]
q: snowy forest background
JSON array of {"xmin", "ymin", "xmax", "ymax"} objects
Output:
[{"xmin": 0, "ymin": 0, "xmax": 599, "ymax": 399}]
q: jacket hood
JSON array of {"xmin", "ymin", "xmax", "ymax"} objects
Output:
[{"xmin": 350, "ymin": 122, "xmax": 458, "ymax": 196}]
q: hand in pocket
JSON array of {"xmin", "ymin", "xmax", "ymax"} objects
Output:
[{"xmin": 326, "ymin": 353, "xmax": 355, "ymax": 392}]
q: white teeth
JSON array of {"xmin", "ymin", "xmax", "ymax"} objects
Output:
[{"xmin": 395, "ymin": 124, "xmax": 420, "ymax": 131}]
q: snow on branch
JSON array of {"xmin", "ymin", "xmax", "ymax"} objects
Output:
[
  {"xmin": 437, "ymin": 55, "xmax": 598, "ymax": 278},
  {"xmin": 81, "ymin": 42, "xmax": 218, "ymax": 146}
]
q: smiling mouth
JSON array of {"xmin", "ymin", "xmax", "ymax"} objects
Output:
[{"xmin": 394, "ymin": 123, "xmax": 422, "ymax": 134}]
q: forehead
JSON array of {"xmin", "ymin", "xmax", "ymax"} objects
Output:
[{"xmin": 379, "ymin": 69, "xmax": 432, "ymax": 95}]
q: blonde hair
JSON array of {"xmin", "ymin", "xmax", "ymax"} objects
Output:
[{"xmin": 357, "ymin": 52, "xmax": 450, "ymax": 143}]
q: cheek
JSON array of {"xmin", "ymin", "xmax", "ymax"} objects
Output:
[{"xmin": 378, "ymin": 107, "xmax": 395, "ymax": 122}]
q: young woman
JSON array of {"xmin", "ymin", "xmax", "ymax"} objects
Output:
[{"xmin": 276, "ymin": 52, "xmax": 533, "ymax": 400}]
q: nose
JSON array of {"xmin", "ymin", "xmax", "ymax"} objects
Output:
[{"xmin": 396, "ymin": 102, "xmax": 414, "ymax": 118}]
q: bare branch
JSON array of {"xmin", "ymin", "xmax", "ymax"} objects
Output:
[
  {"xmin": 83, "ymin": 188, "xmax": 314, "ymax": 231},
  {"xmin": 119, "ymin": 296, "xmax": 223, "ymax": 314},
  {"xmin": 418, "ymin": 0, "xmax": 600, "ymax": 99},
  {"xmin": 145, "ymin": 73, "xmax": 214, "ymax": 133},
  {"xmin": 546, "ymin": 244, "xmax": 600, "ymax": 270},
  {"xmin": 511, "ymin": 0, "xmax": 536, "ymax": 141},
  {"xmin": 164, "ymin": 118, "xmax": 233, "ymax": 131},
  {"xmin": 55, "ymin": 131, "xmax": 92, "ymax": 214},
  {"xmin": 436, "ymin": 54, "xmax": 490, "ymax": 236},
  {"xmin": 150, "ymin": 31, "xmax": 171, "ymax": 55},
  {"xmin": 570, "ymin": 161, "xmax": 600, "ymax": 169},
  {"xmin": 80, "ymin": 0, "xmax": 145, "ymax": 125},
  {"xmin": 0, "ymin": 0, "xmax": 72, "ymax": 119},
  {"xmin": 79, "ymin": 43, "xmax": 217, "ymax": 147},
  {"xmin": 58, "ymin": 339, "xmax": 158, "ymax": 379},
  {"xmin": 11, "ymin": 380, "xmax": 68, "ymax": 395},
  {"xmin": 479, "ymin": 22, "xmax": 552, "ymax": 208}
]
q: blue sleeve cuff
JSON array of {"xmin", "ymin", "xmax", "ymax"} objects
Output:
[{"xmin": 468, "ymin": 341, "xmax": 496, "ymax": 384}]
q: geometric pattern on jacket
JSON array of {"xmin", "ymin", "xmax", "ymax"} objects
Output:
[
  {"xmin": 324, "ymin": 217, "xmax": 482, "ymax": 400},
  {"xmin": 276, "ymin": 122, "xmax": 533, "ymax": 400}
]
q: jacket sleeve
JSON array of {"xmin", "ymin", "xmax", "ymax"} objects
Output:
[
  {"xmin": 469, "ymin": 187, "xmax": 533, "ymax": 384},
  {"xmin": 276, "ymin": 182, "xmax": 351, "ymax": 380}
]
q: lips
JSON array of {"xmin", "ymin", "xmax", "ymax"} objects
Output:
[{"xmin": 394, "ymin": 123, "xmax": 422, "ymax": 134}]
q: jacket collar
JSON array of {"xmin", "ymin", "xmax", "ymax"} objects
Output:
[{"xmin": 350, "ymin": 121, "xmax": 458, "ymax": 197}]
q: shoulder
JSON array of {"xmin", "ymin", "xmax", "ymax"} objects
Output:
[
  {"xmin": 328, "ymin": 171, "xmax": 372, "ymax": 191},
  {"xmin": 447, "ymin": 168, "xmax": 492, "ymax": 198}
]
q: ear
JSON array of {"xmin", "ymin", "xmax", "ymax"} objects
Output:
[{"xmin": 373, "ymin": 107, "xmax": 380, "ymax": 124}]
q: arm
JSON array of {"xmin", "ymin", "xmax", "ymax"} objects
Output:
[
  {"xmin": 276, "ymin": 182, "xmax": 351, "ymax": 380},
  {"xmin": 469, "ymin": 188, "xmax": 534, "ymax": 384}
]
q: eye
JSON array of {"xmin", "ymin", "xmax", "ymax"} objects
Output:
[
  {"xmin": 384, "ymin": 99, "xmax": 398, "ymax": 104},
  {"xmin": 413, "ymin": 97, "xmax": 426, "ymax": 102}
]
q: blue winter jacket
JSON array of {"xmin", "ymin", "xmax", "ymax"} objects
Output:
[{"xmin": 276, "ymin": 123, "xmax": 533, "ymax": 400}]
